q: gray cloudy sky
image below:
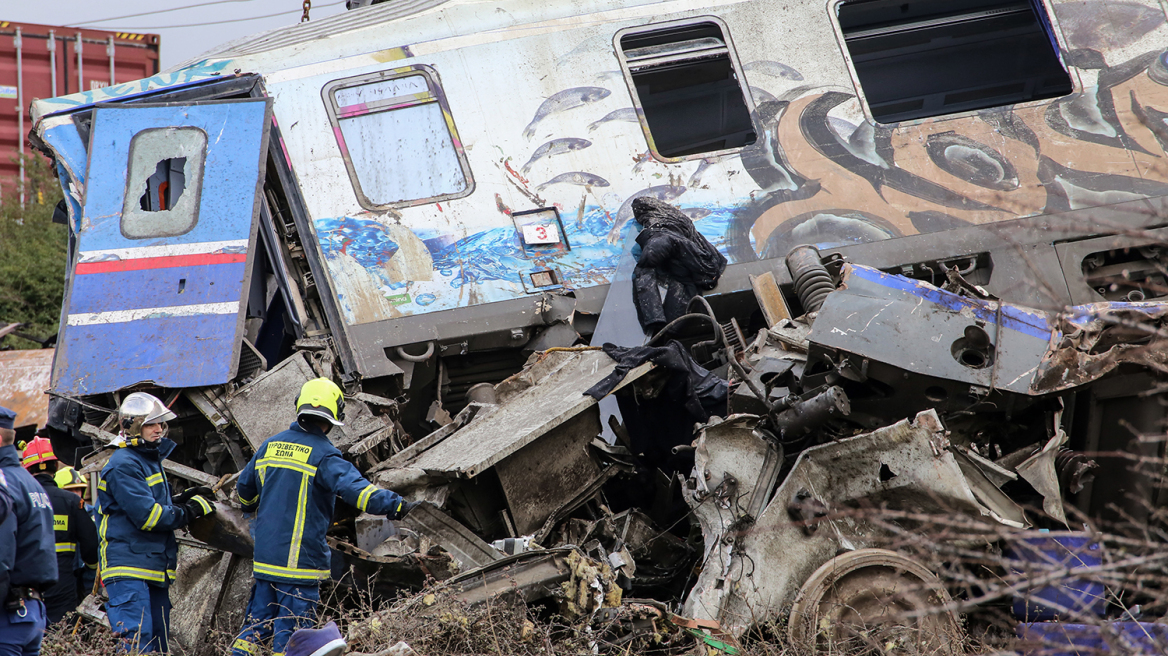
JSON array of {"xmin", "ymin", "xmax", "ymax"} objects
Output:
[{"xmin": 7, "ymin": 0, "xmax": 348, "ymax": 69}]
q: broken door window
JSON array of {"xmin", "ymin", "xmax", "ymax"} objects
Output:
[
  {"xmin": 837, "ymin": 0, "xmax": 1073, "ymax": 123},
  {"xmin": 120, "ymin": 127, "xmax": 206, "ymax": 239},
  {"xmin": 617, "ymin": 19, "xmax": 756, "ymax": 159},
  {"xmin": 324, "ymin": 66, "xmax": 474, "ymax": 209}
]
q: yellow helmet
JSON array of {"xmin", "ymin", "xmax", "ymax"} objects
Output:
[
  {"xmin": 55, "ymin": 466, "xmax": 88, "ymax": 491},
  {"xmin": 296, "ymin": 378, "xmax": 345, "ymax": 427}
]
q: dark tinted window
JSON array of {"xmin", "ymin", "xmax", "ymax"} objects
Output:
[
  {"xmin": 839, "ymin": 0, "xmax": 1073, "ymax": 123},
  {"xmin": 620, "ymin": 21, "xmax": 756, "ymax": 158}
]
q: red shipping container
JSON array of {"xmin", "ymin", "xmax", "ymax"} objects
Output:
[{"xmin": 0, "ymin": 20, "xmax": 159, "ymax": 199}]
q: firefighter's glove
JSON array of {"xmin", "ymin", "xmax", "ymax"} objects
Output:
[
  {"xmin": 183, "ymin": 495, "xmax": 216, "ymax": 522},
  {"xmin": 173, "ymin": 486, "xmax": 214, "ymax": 505},
  {"xmin": 389, "ymin": 500, "xmax": 420, "ymax": 521}
]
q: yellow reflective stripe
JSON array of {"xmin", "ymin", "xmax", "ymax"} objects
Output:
[
  {"xmin": 99, "ymin": 514, "xmax": 109, "ymax": 570},
  {"xmin": 98, "ymin": 480, "xmax": 107, "ymax": 492},
  {"xmin": 102, "ymin": 566, "xmax": 167, "ymax": 583},
  {"xmin": 142, "ymin": 503, "xmax": 163, "ymax": 530},
  {"xmin": 256, "ymin": 457, "xmax": 317, "ymax": 476},
  {"xmin": 233, "ymin": 639, "xmax": 258, "ymax": 654},
  {"xmin": 252, "ymin": 562, "xmax": 330, "ymax": 581},
  {"xmin": 86, "ymin": 562, "xmax": 98, "ymax": 570},
  {"xmin": 356, "ymin": 485, "xmax": 377, "ymax": 512},
  {"xmin": 238, "ymin": 492, "xmax": 258, "ymax": 506},
  {"xmin": 193, "ymin": 496, "xmax": 212, "ymax": 514},
  {"xmin": 55, "ymin": 542, "xmax": 77, "ymax": 553},
  {"xmin": 145, "ymin": 473, "xmax": 164, "ymax": 486},
  {"xmin": 288, "ymin": 473, "xmax": 309, "ymax": 569}
]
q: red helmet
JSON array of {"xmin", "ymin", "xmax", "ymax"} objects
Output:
[{"xmin": 21, "ymin": 437, "xmax": 57, "ymax": 472}]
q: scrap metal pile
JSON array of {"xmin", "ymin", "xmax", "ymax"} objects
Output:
[{"xmin": 59, "ymin": 238, "xmax": 1168, "ymax": 654}]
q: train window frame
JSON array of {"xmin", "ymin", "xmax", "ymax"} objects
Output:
[
  {"xmin": 614, "ymin": 16, "xmax": 758, "ymax": 162},
  {"xmin": 120, "ymin": 127, "xmax": 207, "ymax": 240},
  {"xmin": 830, "ymin": 0, "xmax": 1076, "ymax": 125},
  {"xmin": 321, "ymin": 65, "xmax": 475, "ymax": 211}
]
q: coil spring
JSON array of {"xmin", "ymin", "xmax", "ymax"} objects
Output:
[{"xmin": 785, "ymin": 245, "xmax": 835, "ymax": 313}]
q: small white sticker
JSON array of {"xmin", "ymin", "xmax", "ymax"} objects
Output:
[
  {"xmin": 0, "ymin": 86, "xmax": 16, "ymax": 99},
  {"xmin": 522, "ymin": 224, "xmax": 559, "ymax": 245}
]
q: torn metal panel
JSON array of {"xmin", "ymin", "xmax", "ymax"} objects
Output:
[
  {"xmin": 811, "ymin": 264, "xmax": 1168, "ymax": 399},
  {"xmin": 445, "ymin": 547, "xmax": 620, "ymax": 617},
  {"xmin": 531, "ymin": 464, "xmax": 629, "ymax": 545},
  {"xmin": 1033, "ymin": 303, "xmax": 1168, "ymax": 393},
  {"xmin": 810, "ymin": 264, "xmax": 1053, "ymax": 395},
  {"xmin": 683, "ymin": 410, "xmax": 1021, "ymax": 637},
  {"xmin": 0, "ymin": 348, "xmax": 53, "ymax": 429},
  {"xmin": 403, "ymin": 350, "xmax": 648, "ymax": 477},
  {"xmin": 329, "ymin": 537, "xmax": 459, "ymax": 595},
  {"xmin": 169, "ymin": 543, "xmax": 252, "ymax": 653},
  {"xmin": 226, "ymin": 351, "xmax": 316, "ymax": 450},
  {"xmin": 188, "ymin": 503, "xmax": 254, "ymax": 557},
  {"xmin": 446, "ymin": 548, "xmax": 577, "ymax": 607},
  {"xmin": 1015, "ymin": 430, "xmax": 1071, "ymax": 526},
  {"xmin": 399, "ymin": 502, "xmax": 500, "ymax": 570},
  {"xmin": 494, "ymin": 405, "xmax": 603, "ymax": 535},
  {"xmin": 52, "ymin": 100, "xmax": 272, "ymax": 395}
]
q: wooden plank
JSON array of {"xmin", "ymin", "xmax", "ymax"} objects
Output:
[{"xmin": 750, "ymin": 272, "xmax": 792, "ymax": 328}]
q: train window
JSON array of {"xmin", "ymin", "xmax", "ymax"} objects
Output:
[
  {"xmin": 323, "ymin": 66, "xmax": 474, "ymax": 209},
  {"xmin": 616, "ymin": 19, "xmax": 756, "ymax": 159},
  {"xmin": 120, "ymin": 127, "xmax": 206, "ymax": 239},
  {"xmin": 837, "ymin": 0, "xmax": 1073, "ymax": 123}
]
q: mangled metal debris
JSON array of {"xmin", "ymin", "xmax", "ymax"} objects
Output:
[{"xmin": 54, "ymin": 241, "xmax": 1168, "ymax": 655}]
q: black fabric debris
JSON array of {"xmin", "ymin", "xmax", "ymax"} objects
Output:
[
  {"xmin": 586, "ymin": 341, "xmax": 728, "ymax": 472},
  {"xmin": 585, "ymin": 341, "xmax": 728, "ymax": 421},
  {"xmin": 631, "ymin": 198, "xmax": 727, "ymax": 335}
]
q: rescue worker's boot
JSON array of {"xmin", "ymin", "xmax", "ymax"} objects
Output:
[{"xmin": 283, "ymin": 621, "xmax": 346, "ymax": 656}]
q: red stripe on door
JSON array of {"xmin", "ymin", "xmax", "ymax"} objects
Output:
[{"xmin": 76, "ymin": 252, "xmax": 247, "ymax": 274}]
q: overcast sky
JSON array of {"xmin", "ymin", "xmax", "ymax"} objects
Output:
[{"xmin": 7, "ymin": 0, "xmax": 348, "ymax": 70}]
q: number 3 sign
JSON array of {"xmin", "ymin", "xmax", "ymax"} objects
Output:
[{"xmin": 522, "ymin": 224, "xmax": 559, "ymax": 245}]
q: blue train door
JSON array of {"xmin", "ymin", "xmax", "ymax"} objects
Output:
[{"xmin": 53, "ymin": 99, "xmax": 272, "ymax": 395}]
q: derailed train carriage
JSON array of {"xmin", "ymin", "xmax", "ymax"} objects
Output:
[{"xmin": 25, "ymin": 0, "xmax": 1168, "ymax": 649}]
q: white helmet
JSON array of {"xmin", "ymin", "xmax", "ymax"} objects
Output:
[{"xmin": 119, "ymin": 392, "xmax": 177, "ymax": 441}]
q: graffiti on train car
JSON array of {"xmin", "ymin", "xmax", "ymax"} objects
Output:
[{"xmin": 313, "ymin": 44, "xmax": 1168, "ymax": 324}]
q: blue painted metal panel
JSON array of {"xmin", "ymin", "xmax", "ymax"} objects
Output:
[
  {"xmin": 68, "ymin": 263, "xmax": 248, "ymax": 315},
  {"xmin": 80, "ymin": 103, "xmax": 269, "ymax": 252},
  {"xmin": 53, "ymin": 99, "xmax": 272, "ymax": 395},
  {"xmin": 57, "ymin": 316, "xmax": 241, "ymax": 392}
]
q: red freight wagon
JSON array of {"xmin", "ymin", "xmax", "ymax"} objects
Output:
[{"xmin": 0, "ymin": 20, "xmax": 159, "ymax": 199}]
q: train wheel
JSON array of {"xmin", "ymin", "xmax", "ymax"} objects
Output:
[{"xmin": 787, "ymin": 548, "xmax": 964, "ymax": 655}]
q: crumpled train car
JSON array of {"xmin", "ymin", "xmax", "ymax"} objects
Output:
[{"xmin": 24, "ymin": 0, "xmax": 1168, "ymax": 651}]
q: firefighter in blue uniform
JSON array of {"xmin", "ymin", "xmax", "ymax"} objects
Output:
[
  {"xmin": 20, "ymin": 437, "xmax": 99, "ymax": 625},
  {"xmin": 0, "ymin": 406, "xmax": 57, "ymax": 656},
  {"xmin": 231, "ymin": 379, "xmax": 415, "ymax": 656},
  {"xmin": 98, "ymin": 393, "xmax": 215, "ymax": 653}
]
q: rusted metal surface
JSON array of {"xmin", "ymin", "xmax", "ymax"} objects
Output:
[{"xmin": 0, "ymin": 348, "xmax": 53, "ymax": 429}]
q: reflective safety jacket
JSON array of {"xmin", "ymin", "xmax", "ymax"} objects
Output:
[
  {"xmin": 0, "ymin": 444, "xmax": 57, "ymax": 590},
  {"xmin": 97, "ymin": 439, "xmax": 190, "ymax": 585},
  {"xmin": 34, "ymin": 473, "xmax": 98, "ymax": 623},
  {"xmin": 237, "ymin": 422, "xmax": 404, "ymax": 584}
]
